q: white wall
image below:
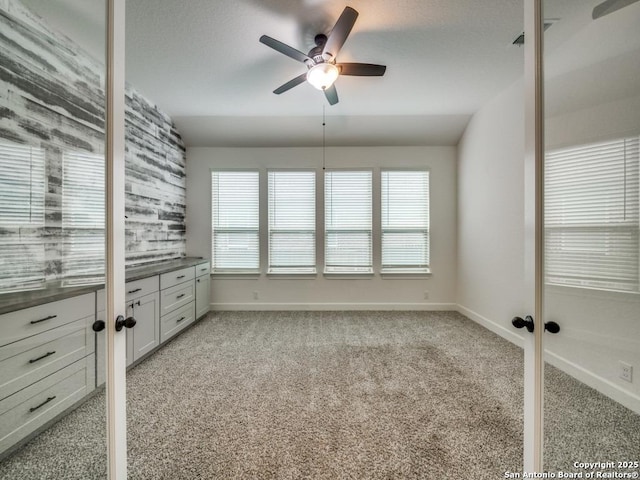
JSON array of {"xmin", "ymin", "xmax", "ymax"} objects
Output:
[
  {"xmin": 186, "ymin": 146, "xmax": 457, "ymax": 310},
  {"xmin": 457, "ymin": 79, "xmax": 640, "ymax": 412},
  {"xmin": 456, "ymin": 79, "xmax": 527, "ymax": 346}
]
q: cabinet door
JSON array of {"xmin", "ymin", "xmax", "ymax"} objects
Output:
[
  {"xmin": 195, "ymin": 274, "xmax": 210, "ymax": 319},
  {"xmin": 126, "ymin": 291, "xmax": 160, "ymax": 364}
]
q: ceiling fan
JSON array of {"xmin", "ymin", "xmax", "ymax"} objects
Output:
[
  {"xmin": 592, "ymin": 0, "xmax": 640, "ymax": 19},
  {"xmin": 259, "ymin": 6, "xmax": 386, "ymax": 106}
]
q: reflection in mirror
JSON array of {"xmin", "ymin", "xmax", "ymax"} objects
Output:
[
  {"xmin": 543, "ymin": 0, "xmax": 640, "ymax": 473},
  {"xmin": 0, "ymin": 0, "xmax": 108, "ymax": 477}
]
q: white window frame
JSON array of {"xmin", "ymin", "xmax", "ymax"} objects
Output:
[
  {"xmin": 211, "ymin": 169, "xmax": 261, "ymax": 274},
  {"xmin": 62, "ymin": 150, "xmax": 106, "ymax": 285},
  {"xmin": 323, "ymin": 168, "xmax": 374, "ymax": 275},
  {"xmin": 380, "ymin": 168, "xmax": 431, "ymax": 275},
  {"xmin": 545, "ymin": 136, "xmax": 640, "ymax": 293},
  {"xmin": 267, "ymin": 169, "xmax": 317, "ymax": 275},
  {"xmin": 0, "ymin": 141, "xmax": 46, "ymax": 292}
]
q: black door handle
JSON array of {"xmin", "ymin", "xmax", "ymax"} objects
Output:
[
  {"xmin": 115, "ymin": 315, "xmax": 137, "ymax": 332},
  {"xmin": 512, "ymin": 315, "xmax": 535, "ymax": 333},
  {"xmin": 512, "ymin": 316, "xmax": 561, "ymax": 334}
]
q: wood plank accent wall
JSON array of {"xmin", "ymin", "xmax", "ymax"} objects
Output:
[{"xmin": 0, "ymin": 0, "xmax": 186, "ymax": 290}]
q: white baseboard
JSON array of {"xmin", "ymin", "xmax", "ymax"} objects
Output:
[
  {"xmin": 545, "ymin": 350, "xmax": 640, "ymax": 415},
  {"xmin": 210, "ymin": 302, "xmax": 457, "ymax": 311},
  {"xmin": 456, "ymin": 304, "xmax": 524, "ymax": 348},
  {"xmin": 457, "ymin": 304, "xmax": 640, "ymax": 415}
]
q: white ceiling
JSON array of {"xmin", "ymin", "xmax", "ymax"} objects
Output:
[{"xmin": 19, "ymin": 0, "xmax": 640, "ymax": 147}]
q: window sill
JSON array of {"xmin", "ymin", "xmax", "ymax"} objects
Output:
[
  {"xmin": 267, "ymin": 269, "xmax": 317, "ymax": 279},
  {"xmin": 323, "ymin": 268, "xmax": 374, "ymax": 279},
  {"xmin": 380, "ymin": 268, "xmax": 431, "ymax": 279}
]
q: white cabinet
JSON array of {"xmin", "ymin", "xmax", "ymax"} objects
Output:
[
  {"xmin": 126, "ymin": 291, "xmax": 160, "ymax": 366},
  {"xmin": 96, "ymin": 277, "xmax": 160, "ymax": 386},
  {"xmin": 0, "ymin": 294, "xmax": 95, "ymax": 456},
  {"xmin": 195, "ymin": 261, "xmax": 210, "ymax": 319},
  {"xmin": 159, "ymin": 267, "xmax": 196, "ymax": 342}
]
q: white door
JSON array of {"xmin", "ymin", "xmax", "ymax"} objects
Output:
[
  {"xmin": 522, "ymin": 0, "xmax": 640, "ymax": 473},
  {"xmin": 105, "ymin": 1, "xmax": 128, "ymax": 479},
  {"xmin": 0, "ymin": 0, "xmax": 127, "ymax": 478}
]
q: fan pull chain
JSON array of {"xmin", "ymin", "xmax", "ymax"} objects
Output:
[{"xmin": 322, "ymin": 105, "xmax": 326, "ymax": 171}]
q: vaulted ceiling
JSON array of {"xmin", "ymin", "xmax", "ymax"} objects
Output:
[{"xmin": 20, "ymin": 0, "xmax": 637, "ymax": 147}]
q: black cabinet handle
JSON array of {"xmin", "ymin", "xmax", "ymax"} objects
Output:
[
  {"xmin": 512, "ymin": 315, "xmax": 535, "ymax": 333},
  {"xmin": 29, "ymin": 351, "xmax": 56, "ymax": 364},
  {"xmin": 128, "ymin": 288, "xmax": 142, "ymax": 294},
  {"xmin": 30, "ymin": 315, "xmax": 57, "ymax": 325},
  {"xmin": 177, "ymin": 316, "xmax": 186, "ymax": 323},
  {"xmin": 177, "ymin": 275, "xmax": 186, "ymax": 279},
  {"xmin": 92, "ymin": 320, "xmax": 105, "ymax": 332},
  {"xmin": 177, "ymin": 293, "xmax": 185, "ymax": 299},
  {"xmin": 29, "ymin": 396, "xmax": 56, "ymax": 413},
  {"xmin": 197, "ymin": 279, "xmax": 200, "ymax": 283}
]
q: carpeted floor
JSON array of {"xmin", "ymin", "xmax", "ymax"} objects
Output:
[{"xmin": 0, "ymin": 311, "xmax": 638, "ymax": 479}]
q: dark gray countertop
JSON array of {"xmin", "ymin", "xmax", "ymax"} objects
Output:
[{"xmin": 0, "ymin": 257, "xmax": 208, "ymax": 315}]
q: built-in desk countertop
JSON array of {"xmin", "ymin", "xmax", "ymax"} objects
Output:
[{"xmin": 0, "ymin": 257, "xmax": 208, "ymax": 315}]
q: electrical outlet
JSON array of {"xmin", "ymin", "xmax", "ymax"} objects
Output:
[
  {"xmin": 252, "ymin": 291, "xmax": 259, "ymax": 301},
  {"xmin": 619, "ymin": 361, "xmax": 633, "ymax": 383},
  {"xmin": 423, "ymin": 291, "xmax": 429, "ymax": 300}
]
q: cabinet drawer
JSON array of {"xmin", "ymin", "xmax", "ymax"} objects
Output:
[
  {"xmin": 125, "ymin": 276, "xmax": 159, "ymax": 303},
  {"xmin": 0, "ymin": 355, "xmax": 94, "ymax": 455},
  {"xmin": 160, "ymin": 280, "xmax": 194, "ymax": 316},
  {"xmin": 160, "ymin": 302, "xmax": 195, "ymax": 343},
  {"xmin": 160, "ymin": 266, "xmax": 195, "ymax": 290},
  {"xmin": 0, "ymin": 293, "xmax": 95, "ymax": 348},
  {"xmin": 195, "ymin": 261, "xmax": 210, "ymax": 278},
  {"xmin": 0, "ymin": 317, "xmax": 94, "ymax": 401}
]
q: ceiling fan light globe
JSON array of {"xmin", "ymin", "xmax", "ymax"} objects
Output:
[{"xmin": 307, "ymin": 63, "xmax": 339, "ymax": 90}]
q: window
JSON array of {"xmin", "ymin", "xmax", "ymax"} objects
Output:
[
  {"xmin": 545, "ymin": 137, "xmax": 639, "ymax": 292},
  {"xmin": 0, "ymin": 141, "xmax": 45, "ymax": 291},
  {"xmin": 62, "ymin": 151, "xmax": 105, "ymax": 284},
  {"xmin": 211, "ymin": 170, "xmax": 260, "ymax": 272},
  {"xmin": 268, "ymin": 171, "xmax": 316, "ymax": 273},
  {"xmin": 324, "ymin": 170, "xmax": 372, "ymax": 273},
  {"xmin": 381, "ymin": 170, "xmax": 430, "ymax": 273}
]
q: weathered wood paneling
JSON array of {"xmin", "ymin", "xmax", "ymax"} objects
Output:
[{"xmin": 0, "ymin": 0, "xmax": 186, "ymax": 291}]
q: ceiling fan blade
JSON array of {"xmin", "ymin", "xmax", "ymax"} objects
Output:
[
  {"xmin": 592, "ymin": 0, "xmax": 640, "ymax": 18},
  {"xmin": 324, "ymin": 85, "xmax": 339, "ymax": 105},
  {"xmin": 273, "ymin": 73, "xmax": 308, "ymax": 94},
  {"xmin": 322, "ymin": 7, "xmax": 358, "ymax": 61},
  {"xmin": 260, "ymin": 35, "xmax": 313, "ymax": 65},
  {"xmin": 338, "ymin": 63, "xmax": 386, "ymax": 76}
]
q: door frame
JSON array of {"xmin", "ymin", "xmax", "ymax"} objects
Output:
[
  {"xmin": 523, "ymin": 0, "xmax": 545, "ymax": 472},
  {"xmin": 105, "ymin": 0, "xmax": 127, "ymax": 478}
]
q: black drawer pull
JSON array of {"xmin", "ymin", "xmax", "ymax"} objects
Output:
[
  {"xmin": 177, "ymin": 316, "xmax": 186, "ymax": 323},
  {"xmin": 200, "ymin": 268, "xmax": 207, "ymax": 272},
  {"xmin": 29, "ymin": 351, "xmax": 56, "ymax": 364},
  {"xmin": 30, "ymin": 315, "xmax": 57, "ymax": 325},
  {"xmin": 29, "ymin": 396, "xmax": 56, "ymax": 413},
  {"xmin": 177, "ymin": 293, "xmax": 185, "ymax": 299},
  {"xmin": 177, "ymin": 275, "xmax": 186, "ymax": 279},
  {"xmin": 197, "ymin": 279, "xmax": 200, "ymax": 283},
  {"xmin": 128, "ymin": 288, "xmax": 142, "ymax": 294}
]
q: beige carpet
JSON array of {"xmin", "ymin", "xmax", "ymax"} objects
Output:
[{"xmin": 1, "ymin": 311, "xmax": 638, "ymax": 479}]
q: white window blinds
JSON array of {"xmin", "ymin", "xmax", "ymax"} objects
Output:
[
  {"xmin": 62, "ymin": 151, "xmax": 105, "ymax": 283},
  {"xmin": 268, "ymin": 171, "xmax": 316, "ymax": 273},
  {"xmin": 381, "ymin": 170, "xmax": 430, "ymax": 272},
  {"xmin": 324, "ymin": 170, "xmax": 372, "ymax": 273},
  {"xmin": 211, "ymin": 170, "xmax": 260, "ymax": 271},
  {"xmin": 0, "ymin": 142, "xmax": 45, "ymax": 291},
  {"xmin": 545, "ymin": 137, "xmax": 639, "ymax": 292}
]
